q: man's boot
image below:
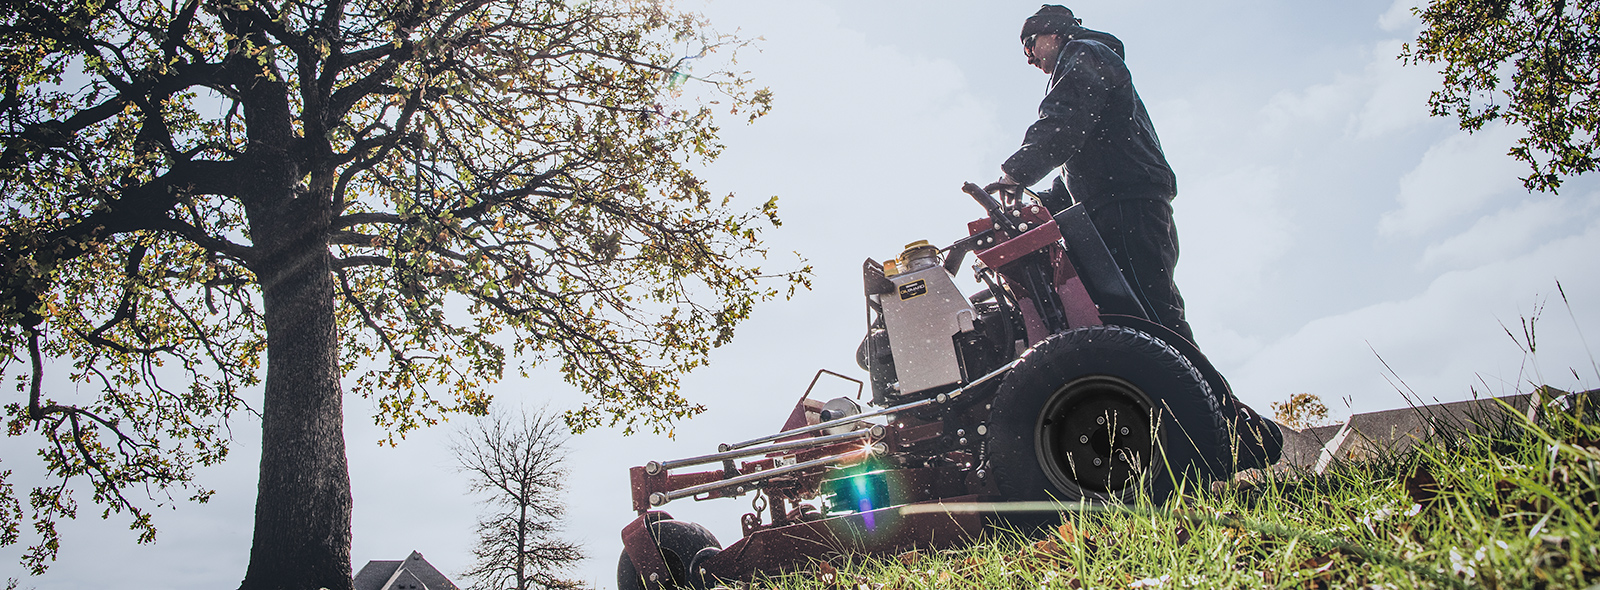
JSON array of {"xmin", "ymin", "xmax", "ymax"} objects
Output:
[{"xmin": 1224, "ymin": 396, "xmax": 1284, "ymax": 471}]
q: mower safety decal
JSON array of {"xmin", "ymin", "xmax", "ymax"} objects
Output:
[{"xmin": 898, "ymin": 279, "xmax": 927, "ymax": 300}]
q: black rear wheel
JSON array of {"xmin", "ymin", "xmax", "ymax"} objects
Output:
[
  {"xmin": 616, "ymin": 520, "xmax": 721, "ymax": 590},
  {"xmin": 988, "ymin": 325, "xmax": 1222, "ymax": 512}
]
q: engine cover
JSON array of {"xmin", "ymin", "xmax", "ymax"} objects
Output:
[{"xmin": 880, "ymin": 263, "xmax": 977, "ymax": 396}]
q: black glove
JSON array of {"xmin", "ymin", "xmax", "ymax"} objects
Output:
[
  {"xmin": 982, "ymin": 178, "xmax": 1018, "ymax": 195},
  {"xmin": 983, "ymin": 175, "xmax": 1022, "ymax": 204}
]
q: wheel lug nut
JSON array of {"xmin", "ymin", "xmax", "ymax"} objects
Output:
[
  {"xmin": 1093, "ymin": 457, "xmax": 1103, "ymax": 467},
  {"xmin": 1096, "ymin": 416, "xmax": 1105, "ymax": 425},
  {"xmin": 1120, "ymin": 426, "xmax": 1129, "ymax": 436},
  {"xmin": 1079, "ymin": 434, "xmax": 1089, "ymax": 444}
]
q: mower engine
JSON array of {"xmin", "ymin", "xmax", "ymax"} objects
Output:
[{"xmin": 871, "ymin": 239, "xmax": 980, "ymax": 398}]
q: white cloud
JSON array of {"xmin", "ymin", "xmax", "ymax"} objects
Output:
[
  {"xmin": 1419, "ymin": 193, "xmax": 1595, "ymax": 269},
  {"xmin": 1258, "ymin": 38, "xmax": 1437, "ymax": 141},
  {"xmin": 1353, "ymin": 39, "xmax": 1439, "ymax": 139},
  {"xmin": 1178, "ymin": 166, "xmax": 1295, "ymax": 316},
  {"xmin": 1261, "ymin": 76, "xmax": 1361, "ymax": 137},
  {"xmin": 1198, "ymin": 326, "xmax": 1268, "ymax": 369},
  {"xmin": 1378, "ymin": 125, "xmax": 1525, "ymax": 237},
  {"xmin": 1232, "ymin": 217, "xmax": 1600, "ymax": 416},
  {"xmin": 1378, "ymin": 0, "xmax": 1427, "ymax": 33},
  {"xmin": 701, "ymin": 0, "xmax": 1004, "ymax": 265}
]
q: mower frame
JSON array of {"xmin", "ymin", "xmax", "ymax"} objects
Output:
[{"xmin": 618, "ymin": 183, "xmax": 1247, "ymax": 589}]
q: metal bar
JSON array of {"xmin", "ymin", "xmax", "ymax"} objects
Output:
[
  {"xmin": 724, "ymin": 397, "xmax": 934, "ymax": 452},
  {"xmin": 654, "ymin": 446, "xmax": 876, "ymax": 506},
  {"xmin": 898, "ymin": 501, "xmax": 1100, "ymax": 515},
  {"xmin": 723, "ymin": 358, "xmax": 1023, "ymax": 451},
  {"xmin": 805, "ymin": 368, "xmax": 864, "ymax": 400},
  {"xmin": 652, "ymin": 426, "xmax": 881, "ymax": 474}
]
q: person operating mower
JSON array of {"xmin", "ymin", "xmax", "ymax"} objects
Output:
[{"xmin": 987, "ymin": 5, "xmax": 1282, "ymax": 469}]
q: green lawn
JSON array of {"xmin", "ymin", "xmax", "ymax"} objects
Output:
[{"xmin": 746, "ymin": 398, "xmax": 1598, "ymax": 590}]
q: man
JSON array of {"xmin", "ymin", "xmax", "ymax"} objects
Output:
[
  {"xmin": 988, "ymin": 5, "xmax": 1192, "ymax": 345},
  {"xmin": 991, "ymin": 6, "xmax": 1283, "ymax": 469}
]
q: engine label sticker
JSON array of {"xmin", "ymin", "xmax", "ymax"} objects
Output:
[{"xmin": 898, "ymin": 279, "xmax": 927, "ymax": 300}]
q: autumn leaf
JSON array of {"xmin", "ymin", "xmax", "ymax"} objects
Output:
[
  {"xmin": 895, "ymin": 550, "xmax": 921, "ymax": 566},
  {"xmin": 1058, "ymin": 521, "xmax": 1078, "ymax": 543},
  {"xmin": 1404, "ymin": 463, "xmax": 1442, "ymax": 506}
]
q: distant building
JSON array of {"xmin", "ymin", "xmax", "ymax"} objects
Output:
[
  {"xmin": 354, "ymin": 550, "xmax": 460, "ymax": 590},
  {"xmin": 1271, "ymin": 388, "xmax": 1595, "ymax": 474}
]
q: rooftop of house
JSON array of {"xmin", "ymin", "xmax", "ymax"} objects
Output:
[
  {"xmin": 1271, "ymin": 388, "xmax": 1592, "ymax": 474},
  {"xmin": 353, "ymin": 550, "xmax": 459, "ymax": 590}
]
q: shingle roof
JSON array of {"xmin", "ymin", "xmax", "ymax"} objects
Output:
[
  {"xmin": 1275, "ymin": 423, "xmax": 1344, "ymax": 470},
  {"xmin": 1267, "ymin": 389, "xmax": 1594, "ymax": 474},
  {"xmin": 353, "ymin": 551, "xmax": 460, "ymax": 590},
  {"xmin": 1336, "ymin": 394, "xmax": 1532, "ymax": 461}
]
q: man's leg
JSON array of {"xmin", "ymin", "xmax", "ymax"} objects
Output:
[
  {"xmin": 1092, "ymin": 200, "xmax": 1283, "ymax": 469},
  {"xmin": 1089, "ymin": 199, "xmax": 1195, "ymax": 344}
]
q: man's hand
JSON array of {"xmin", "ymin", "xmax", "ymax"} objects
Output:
[
  {"xmin": 982, "ymin": 174, "xmax": 1021, "ymax": 195},
  {"xmin": 984, "ymin": 175, "xmax": 1023, "ymax": 206}
]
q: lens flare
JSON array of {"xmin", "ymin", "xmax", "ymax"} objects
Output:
[
  {"xmin": 853, "ymin": 474, "xmax": 877, "ymax": 530},
  {"xmin": 823, "ymin": 457, "xmax": 895, "ymax": 532}
]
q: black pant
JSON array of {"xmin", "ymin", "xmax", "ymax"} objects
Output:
[{"xmin": 1088, "ymin": 199, "xmax": 1195, "ymax": 345}]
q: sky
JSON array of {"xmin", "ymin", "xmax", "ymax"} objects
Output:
[{"xmin": 7, "ymin": 0, "xmax": 1600, "ymax": 588}]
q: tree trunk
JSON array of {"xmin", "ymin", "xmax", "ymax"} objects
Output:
[
  {"xmin": 516, "ymin": 502, "xmax": 527, "ymax": 590},
  {"xmin": 238, "ymin": 182, "xmax": 353, "ymax": 588}
]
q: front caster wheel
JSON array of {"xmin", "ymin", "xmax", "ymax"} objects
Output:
[{"xmin": 617, "ymin": 520, "xmax": 721, "ymax": 590}]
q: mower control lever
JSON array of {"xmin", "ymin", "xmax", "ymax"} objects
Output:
[{"xmin": 961, "ymin": 182, "xmax": 1021, "ymax": 235}]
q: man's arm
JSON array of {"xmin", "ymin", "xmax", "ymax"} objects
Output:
[{"xmin": 1001, "ymin": 40, "xmax": 1130, "ymax": 187}]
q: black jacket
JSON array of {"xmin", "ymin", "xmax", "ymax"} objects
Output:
[{"xmin": 1001, "ymin": 29, "xmax": 1176, "ymax": 210}]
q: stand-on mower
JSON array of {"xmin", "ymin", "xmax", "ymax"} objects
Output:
[{"xmin": 618, "ymin": 183, "xmax": 1284, "ymax": 590}]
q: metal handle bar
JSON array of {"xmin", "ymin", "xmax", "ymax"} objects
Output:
[
  {"xmin": 645, "ymin": 425, "xmax": 884, "ymax": 475},
  {"xmin": 651, "ymin": 445, "xmax": 880, "ymax": 506},
  {"xmin": 722, "ymin": 357, "xmax": 1023, "ymax": 451}
]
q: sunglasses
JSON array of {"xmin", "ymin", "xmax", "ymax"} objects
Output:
[{"xmin": 1023, "ymin": 34, "xmax": 1039, "ymax": 59}]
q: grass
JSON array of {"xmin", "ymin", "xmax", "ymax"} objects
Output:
[{"xmin": 728, "ymin": 397, "xmax": 1600, "ymax": 590}]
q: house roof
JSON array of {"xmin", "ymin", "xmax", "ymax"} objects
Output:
[
  {"xmin": 1275, "ymin": 423, "xmax": 1345, "ymax": 470},
  {"xmin": 1267, "ymin": 389, "xmax": 1594, "ymax": 474},
  {"xmin": 1335, "ymin": 393, "xmax": 1533, "ymax": 461},
  {"xmin": 354, "ymin": 551, "xmax": 459, "ymax": 590}
]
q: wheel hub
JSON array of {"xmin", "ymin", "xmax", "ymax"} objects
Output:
[{"xmin": 1037, "ymin": 376, "xmax": 1155, "ymax": 494}]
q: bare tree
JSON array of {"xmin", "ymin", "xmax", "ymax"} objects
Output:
[{"xmin": 452, "ymin": 408, "xmax": 583, "ymax": 590}]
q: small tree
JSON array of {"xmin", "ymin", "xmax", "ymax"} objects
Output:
[
  {"xmin": 452, "ymin": 408, "xmax": 582, "ymax": 590},
  {"xmin": 1272, "ymin": 392, "xmax": 1333, "ymax": 431},
  {"xmin": 1404, "ymin": 0, "xmax": 1600, "ymax": 192}
]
